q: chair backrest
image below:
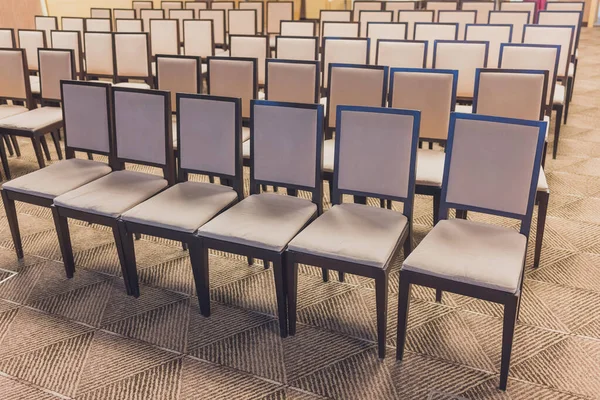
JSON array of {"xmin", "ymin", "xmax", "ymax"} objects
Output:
[
  {"xmin": 376, "ymin": 39, "xmax": 427, "ymax": 68},
  {"xmin": 389, "ymin": 68, "xmax": 457, "ymax": 141},
  {"xmin": 150, "ymin": 19, "xmax": 180, "ymax": 56},
  {"xmin": 319, "ymin": 10, "xmax": 352, "ymax": 36},
  {"xmin": 499, "ymin": 43, "xmax": 560, "ymax": 114},
  {"xmin": 358, "ymin": 10, "xmax": 393, "ymax": 37},
  {"xmin": 207, "ymin": 56, "xmax": 258, "ymax": 120},
  {"xmin": 322, "ymin": 38, "xmax": 370, "ymax": 89},
  {"xmin": 326, "ymin": 64, "xmax": 387, "ymax": 131},
  {"xmin": 267, "ymin": 1, "xmax": 294, "ymax": 34},
  {"xmin": 239, "ymin": 2, "xmax": 264, "ymax": 33},
  {"xmin": 229, "ymin": 35, "xmax": 268, "ymax": 85},
  {"xmin": 385, "ymin": 1, "xmax": 418, "ymax": 21},
  {"xmin": 488, "ymin": 11, "xmax": 529, "ymax": 43},
  {"xmin": 35, "ymin": 16, "xmax": 57, "ymax": 46},
  {"xmin": 367, "ymin": 22, "xmax": 407, "ymax": 64},
  {"xmin": 322, "ymin": 22, "xmax": 360, "ymax": 47},
  {"xmin": 250, "ymin": 100, "xmax": 323, "ymax": 203},
  {"xmin": 438, "ymin": 10, "xmax": 476, "ymax": 39},
  {"xmin": 112, "ymin": 86, "xmax": 174, "ymax": 182},
  {"xmin": 62, "ymin": 18, "xmax": 86, "ymax": 49},
  {"xmin": 114, "ymin": 9, "xmax": 136, "ymax": 20},
  {"xmin": 500, "ymin": 1, "xmax": 535, "ymax": 22},
  {"xmin": 60, "ymin": 80, "xmax": 113, "ymax": 158},
  {"xmin": 116, "ymin": 19, "xmax": 144, "ymax": 33},
  {"xmin": 0, "ymin": 48, "xmax": 33, "ymax": 107},
  {"xmin": 425, "ymin": 1, "xmax": 459, "ymax": 20},
  {"xmin": 162, "ymin": 1, "xmax": 184, "ymax": 14},
  {"xmin": 86, "ymin": 18, "xmax": 112, "ymax": 32},
  {"xmin": 334, "ymin": 106, "xmax": 419, "ymax": 209},
  {"xmin": 199, "ymin": 10, "xmax": 226, "ymax": 46},
  {"xmin": 473, "ymin": 69, "xmax": 548, "ymax": 121},
  {"xmin": 281, "ymin": 20, "xmax": 316, "ymax": 36},
  {"xmin": 177, "ymin": 94, "xmax": 243, "ymax": 195},
  {"xmin": 229, "ymin": 9, "xmax": 257, "ymax": 36},
  {"xmin": 18, "ymin": 30, "xmax": 46, "ymax": 72},
  {"xmin": 546, "ymin": 1, "xmax": 584, "ymax": 11},
  {"xmin": 266, "ymin": 59, "xmax": 319, "ymax": 104},
  {"xmin": 538, "ymin": 11, "xmax": 582, "ymax": 53},
  {"xmin": 170, "ymin": 9, "xmax": 194, "ymax": 39},
  {"xmin": 184, "ymin": 20, "xmax": 214, "ymax": 58},
  {"xmin": 353, "ymin": 1, "xmax": 384, "ymax": 21},
  {"xmin": 51, "ymin": 30, "xmax": 83, "ymax": 76},
  {"xmin": 157, "ymin": 54, "xmax": 201, "ymax": 109},
  {"xmin": 186, "ymin": 1, "xmax": 209, "ymax": 19},
  {"xmin": 91, "ymin": 8, "xmax": 112, "ymax": 19},
  {"xmin": 433, "ymin": 40, "xmax": 488, "ymax": 100},
  {"xmin": 212, "ymin": 1, "xmax": 234, "ymax": 31},
  {"xmin": 399, "ymin": 10, "xmax": 434, "ymax": 40},
  {"xmin": 461, "ymin": 1, "xmax": 495, "ymax": 24},
  {"xmin": 465, "ymin": 24, "xmax": 512, "ymax": 67},
  {"xmin": 414, "ymin": 22, "xmax": 458, "ymax": 68},
  {"xmin": 84, "ymin": 32, "xmax": 114, "ymax": 78},
  {"xmin": 133, "ymin": 1, "xmax": 154, "ymax": 18},
  {"xmin": 38, "ymin": 48, "xmax": 75, "ymax": 104},
  {"xmin": 141, "ymin": 9, "xmax": 165, "ymax": 32},
  {"xmin": 440, "ymin": 113, "xmax": 545, "ymax": 236},
  {"xmin": 275, "ymin": 36, "xmax": 318, "ymax": 61},
  {"xmin": 0, "ymin": 29, "xmax": 15, "ymax": 48},
  {"xmin": 523, "ymin": 25, "xmax": 574, "ymax": 80},
  {"xmin": 114, "ymin": 32, "xmax": 152, "ymax": 83}
]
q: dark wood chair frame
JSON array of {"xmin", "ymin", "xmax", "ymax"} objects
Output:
[
  {"xmin": 113, "ymin": 32, "xmax": 154, "ymax": 88},
  {"xmin": 396, "ymin": 112, "xmax": 547, "ymax": 391},
  {"xmin": 198, "ymin": 9, "xmax": 227, "ymax": 49},
  {"xmin": 194, "ymin": 100, "xmax": 325, "ymax": 338},
  {"xmin": 274, "ymin": 36, "xmax": 319, "ymax": 61},
  {"xmin": 287, "ymin": 105, "xmax": 419, "ymax": 359},
  {"xmin": 266, "ymin": 1, "xmax": 295, "ymax": 35},
  {"xmin": 51, "ymin": 30, "xmax": 85, "ymax": 80},
  {"xmin": 374, "ymin": 39, "xmax": 427, "ymax": 67}
]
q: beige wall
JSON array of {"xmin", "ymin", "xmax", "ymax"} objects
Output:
[{"xmin": 0, "ymin": 0, "xmax": 42, "ymax": 29}]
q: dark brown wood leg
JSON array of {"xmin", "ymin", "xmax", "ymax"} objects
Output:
[
  {"xmin": 31, "ymin": 137, "xmax": 46, "ymax": 168},
  {"xmin": 433, "ymin": 189, "xmax": 441, "ymax": 225},
  {"xmin": 1, "ymin": 190, "xmax": 23, "ymax": 259},
  {"xmin": 435, "ymin": 288, "xmax": 442, "ymax": 303},
  {"xmin": 287, "ymin": 259, "xmax": 298, "ymax": 335},
  {"xmin": 0, "ymin": 138, "xmax": 11, "ymax": 180},
  {"xmin": 40, "ymin": 135, "xmax": 52, "ymax": 161},
  {"xmin": 552, "ymin": 105, "xmax": 563, "ymax": 160},
  {"xmin": 534, "ymin": 191, "xmax": 549, "ymax": 269},
  {"xmin": 375, "ymin": 272, "xmax": 389, "ymax": 359},
  {"xmin": 10, "ymin": 136, "xmax": 20, "ymax": 157},
  {"xmin": 3, "ymin": 135, "xmax": 14, "ymax": 156},
  {"xmin": 189, "ymin": 240, "xmax": 211, "ymax": 317},
  {"xmin": 51, "ymin": 206, "xmax": 75, "ymax": 278},
  {"xmin": 272, "ymin": 254, "xmax": 288, "ymax": 337},
  {"xmin": 396, "ymin": 270, "xmax": 411, "ymax": 361},
  {"xmin": 113, "ymin": 221, "xmax": 135, "ymax": 296},
  {"xmin": 51, "ymin": 130, "xmax": 63, "ymax": 160},
  {"xmin": 499, "ymin": 295, "xmax": 518, "ymax": 391}
]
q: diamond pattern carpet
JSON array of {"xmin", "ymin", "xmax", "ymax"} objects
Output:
[{"xmin": 1, "ymin": 29, "xmax": 600, "ymax": 400}]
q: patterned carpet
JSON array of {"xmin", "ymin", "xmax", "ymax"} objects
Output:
[{"xmin": 1, "ymin": 30, "xmax": 600, "ymax": 400}]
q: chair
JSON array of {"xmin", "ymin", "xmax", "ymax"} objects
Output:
[
  {"xmin": 0, "ymin": 28, "xmax": 15, "ymax": 48},
  {"xmin": 212, "ymin": 1, "xmax": 235, "ymax": 32},
  {"xmin": 133, "ymin": 1, "xmax": 154, "ymax": 18},
  {"xmin": 35, "ymin": 16, "xmax": 57, "ymax": 46},
  {"xmin": 183, "ymin": 20, "xmax": 215, "ymax": 59},
  {"xmin": 438, "ymin": 10, "xmax": 476, "ymax": 39},
  {"xmin": 195, "ymin": 100, "xmax": 324, "ymax": 338},
  {"xmin": 170, "ymin": 9, "xmax": 194, "ymax": 41},
  {"xmin": 385, "ymin": 1, "xmax": 418, "ymax": 21},
  {"xmin": 399, "ymin": 10, "xmax": 434, "ymax": 40},
  {"xmin": 500, "ymin": 1, "xmax": 536, "ymax": 22},
  {"xmin": 397, "ymin": 113, "xmax": 547, "ymax": 391},
  {"xmin": 240, "ymin": 2, "xmax": 265, "ymax": 33},
  {"xmin": 141, "ymin": 9, "xmax": 165, "ymax": 32},
  {"xmin": 414, "ymin": 22, "xmax": 458, "ymax": 68},
  {"xmin": 425, "ymin": 0, "xmax": 459, "ymax": 20},
  {"xmin": 275, "ymin": 36, "xmax": 319, "ymax": 61},
  {"xmin": 488, "ymin": 11, "xmax": 530, "ymax": 43},
  {"xmin": 376, "ymin": 39, "xmax": 427, "ymax": 68},
  {"xmin": 51, "ymin": 30, "xmax": 84, "ymax": 79},
  {"xmin": 265, "ymin": 59, "xmax": 320, "ymax": 104},
  {"xmin": 461, "ymin": 0, "xmax": 495, "ymax": 24},
  {"xmin": 199, "ymin": 10, "xmax": 226, "ymax": 49},
  {"xmin": 1, "ymin": 81, "xmax": 113, "ymax": 263},
  {"xmin": 114, "ymin": 9, "xmax": 136, "ymax": 20},
  {"xmin": 321, "ymin": 21, "xmax": 360, "ymax": 48},
  {"xmin": 353, "ymin": 1, "xmax": 384, "ymax": 21},
  {"xmin": 229, "ymin": 35, "xmax": 269, "ymax": 86},
  {"xmin": 358, "ymin": 10, "xmax": 393, "ymax": 37},
  {"xmin": 85, "ymin": 18, "xmax": 112, "ymax": 32},
  {"xmin": 465, "ymin": 23, "xmax": 512, "ymax": 67},
  {"xmin": 186, "ymin": 0, "xmax": 209, "ymax": 18},
  {"xmin": 84, "ymin": 32, "xmax": 115, "ymax": 81},
  {"xmin": 389, "ymin": 67, "xmax": 458, "ymax": 223},
  {"xmin": 229, "ymin": 9, "xmax": 258, "ymax": 36},
  {"xmin": 162, "ymin": 1, "xmax": 184, "ymax": 15},
  {"xmin": 546, "ymin": 1, "xmax": 585, "ymax": 11},
  {"xmin": 287, "ymin": 105, "xmax": 419, "ymax": 359},
  {"xmin": 62, "ymin": 18, "xmax": 86, "ymax": 51},
  {"xmin": 319, "ymin": 10, "xmax": 352, "ymax": 37},
  {"xmin": 150, "ymin": 19, "xmax": 180, "ymax": 58},
  {"xmin": 433, "ymin": 40, "xmax": 488, "ymax": 102},
  {"xmin": 119, "ymin": 93, "xmax": 244, "ymax": 297},
  {"xmin": 52, "ymin": 87, "xmax": 175, "ymax": 295},
  {"xmin": 116, "ymin": 19, "xmax": 144, "ymax": 33},
  {"xmin": 322, "ymin": 38, "xmax": 370, "ymax": 90},
  {"xmin": 91, "ymin": 8, "xmax": 112, "ymax": 19},
  {"xmin": 280, "ymin": 20, "xmax": 316, "ymax": 37},
  {"xmin": 114, "ymin": 32, "xmax": 153, "ymax": 89},
  {"xmin": 267, "ymin": 1, "xmax": 294, "ymax": 34},
  {"xmin": 367, "ymin": 22, "xmax": 407, "ymax": 64},
  {"xmin": 156, "ymin": 54, "xmax": 202, "ymax": 113},
  {"xmin": 18, "ymin": 29, "xmax": 46, "ymax": 75}
]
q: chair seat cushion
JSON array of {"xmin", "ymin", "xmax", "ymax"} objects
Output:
[
  {"xmin": 113, "ymin": 82, "xmax": 151, "ymax": 90},
  {"xmin": 0, "ymin": 105, "xmax": 29, "ymax": 120},
  {"xmin": 323, "ymin": 139, "xmax": 334, "ymax": 173},
  {"xmin": 416, "ymin": 148, "xmax": 445, "ymax": 187},
  {"xmin": 243, "ymin": 139, "xmax": 250, "ymax": 159},
  {"xmin": 455, "ymin": 104, "xmax": 472, "ymax": 113},
  {"xmin": 568, "ymin": 61, "xmax": 574, "ymax": 77},
  {"xmin": 53, "ymin": 170, "xmax": 168, "ymax": 218},
  {"xmin": 214, "ymin": 49, "xmax": 229, "ymax": 57},
  {"xmin": 538, "ymin": 166, "xmax": 548, "ymax": 193},
  {"xmin": 553, "ymin": 83, "xmax": 565, "ymax": 105},
  {"xmin": 0, "ymin": 107, "xmax": 63, "ymax": 132},
  {"xmin": 2, "ymin": 159, "xmax": 112, "ymax": 199},
  {"xmin": 201, "ymin": 63, "xmax": 208, "ymax": 74},
  {"xmin": 121, "ymin": 181, "xmax": 238, "ymax": 233},
  {"xmin": 403, "ymin": 219, "xmax": 527, "ymax": 293},
  {"xmin": 320, "ymin": 96, "xmax": 327, "ymax": 116},
  {"xmin": 288, "ymin": 203, "xmax": 408, "ymax": 268},
  {"xmin": 197, "ymin": 193, "xmax": 318, "ymax": 252},
  {"xmin": 30, "ymin": 75, "xmax": 40, "ymax": 94}
]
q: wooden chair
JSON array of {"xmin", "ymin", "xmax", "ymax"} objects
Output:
[
  {"xmin": 376, "ymin": 39, "xmax": 427, "ymax": 69},
  {"xmin": 83, "ymin": 32, "xmax": 115, "ymax": 82},
  {"xmin": 51, "ymin": 30, "xmax": 84, "ymax": 79},
  {"xmin": 438, "ymin": 10, "xmax": 476, "ymax": 39},
  {"xmin": 239, "ymin": 2, "xmax": 264, "ymax": 33},
  {"xmin": 275, "ymin": 36, "xmax": 318, "ymax": 61},
  {"xmin": 322, "ymin": 37, "xmax": 370, "ymax": 90},
  {"xmin": 461, "ymin": 0, "xmax": 495, "ymax": 24},
  {"xmin": 280, "ymin": 20, "xmax": 316, "ymax": 37},
  {"xmin": 488, "ymin": 11, "xmax": 530, "ymax": 42},
  {"xmin": 183, "ymin": 19, "xmax": 215, "ymax": 60},
  {"xmin": 141, "ymin": 9, "xmax": 165, "ymax": 32},
  {"xmin": 114, "ymin": 32, "xmax": 153, "ymax": 89},
  {"xmin": 170, "ymin": 9, "xmax": 194, "ymax": 42},
  {"xmin": 366, "ymin": 22, "xmax": 407, "ymax": 64},
  {"xmin": 62, "ymin": 18, "xmax": 86, "ymax": 51},
  {"xmin": 229, "ymin": 35, "xmax": 269, "ymax": 86},
  {"xmin": 414, "ymin": 22, "xmax": 458, "ymax": 67},
  {"xmin": 150, "ymin": 19, "xmax": 180, "ymax": 59},
  {"xmin": 319, "ymin": 10, "xmax": 352, "ymax": 37},
  {"xmin": 199, "ymin": 10, "xmax": 226, "ymax": 49},
  {"xmin": 228, "ymin": 9, "xmax": 258, "ymax": 36},
  {"xmin": 465, "ymin": 23, "xmax": 512, "ymax": 67},
  {"xmin": 17, "ymin": 29, "xmax": 46, "ymax": 94},
  {"xmin": 398, "ymin": 10, "xmax": 434, "ymax": 40},
  {"xmin": 267, "ymin": 1, "xmax": 294, "ymax": 34},
  {"xmin": 34, "ymin": 16, "xmax": 57, "ymax": 46}
]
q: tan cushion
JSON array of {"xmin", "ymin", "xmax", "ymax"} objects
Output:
[
  {"xmin": 323, "ymin": 139, "xmax": 334, "ymax": 173},
  {"xmin": 553, "ymin": 83, "xmax": 565, "ymax": 105},
  {"xmin": 455, "ymin": 104, "xmax": 472, "ymax": 113},
  {"xmin": 288, "ymin": 203, "xmax": 408, "ymax": 268},
  {"xmin": 0, "ymin": 107, "xmax": 62, "ymax": 132},
  {"xmin": 538, "ymin": 166, "xmax": 548, "ymax": 193},
  {"xmin": 269, "ymin": 36, "xmax": 276, "ymax": 48},
  {"xmin": 243, "ymin": 139, "xmax": 250, "ymax": 159},
  {"xmin": 258, "ymin": 91, "xmax": 265, "ymax": 100},
  {"xmin": 121, "ymin": 181, "xmax": 237, "ymax": 233},
  {"xmin": 416, "ymin": 149, "xmax": 445, "ymax": 187},
  {"xmin": 0, "ymin": 105, "xmax": 28, "ymax": 119},
  {"xmin": 53, "ymin": 170, "xmax": 168, "ymax": 218},
  {"xmin": 197, "ymin": 192, "xmax": 317, "ymax": 252},
  {"xmin": 544, "ymin": 115, "xmax": 550, "ymax": 141},
  {"xmin": 113, "ymin": 82, "xmax": 151, "ymax": 90},
  {"xmin": 568, "ymin": 61, "xmax": 574, "ymax": 77},
  {"xmin": 214, "ymin": 49, "xmax": 230, "ymax": 57},
  {"xmin": 403, "ymin": 218, "xmax": 527, "ymax": 293},
  {"xmin": 2, "ymin": 159, "xmax": 111, "ymax": 199},
  {"xmin": 30, "ymin": 75, "xmax": 40, "ymax": 94}
]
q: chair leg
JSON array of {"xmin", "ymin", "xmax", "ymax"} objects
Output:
[
  {"xmin": 432, "ymin": 189, "xmax": 441, "ymax": 225},
  {"xmin": 375, "ymin": 272, "xmax": 389, "ymax": 359},
  {"xmin": 322, "ymin": 268, "xmax": 329, "ymax": 282},
  {"xmin": 534, "ymin": 191, "xmax": 549, "ymax": 269},
  {"xmin": 40, "ymin": 135, "xmax": 52, "ymax": 161},
  {"xmin": 10, "ymin": 136, "xmax": 20, "ymax": 157},
  {"xmin": 1, "ymin": 190, "xmax": 23, "ymax": 259},
  {"xmin": 396, "ymin": 270, "xmax": 412, "ymax": 361},
  {"xmin": 51, "ymin": 130, "xmax": 63, "ymax": 160},
  {"xmin": 403, "ymin": 230, "xmax": 412, "ymax": 258},
  {"xmin": 499, "ymin": 295, "xmax": 518, "ymax": 391},
  {"xmin": 182, "ymin": 242, "xmax": 188, "ymax": 251},
  {"xmin": 338, "ymin": 271, "xmax": 345, "ymax": 282},
  {"xmin": 354, "ymin": 195, "xmax": 367, "ymax": 204},
  {"xmin": 287, "ymin": 259, "xmax": 299, "ymax": 336},
  {"xmin": 51, "ymin": 206, "xmax": 75, "ymax": 278},
  {"xmin": 287, "ymin": 188, "xmax": 297, "ymax": 196},
  {"xmin": 114, "ymin": 220, "xmax": 138, "ymax": 297},
  {"xmin": 435, "ymin": 289, "xmax": 442, "ymax": 303},
  {"xmin": 564, "ymin": 77, "xmax": 572, "ymax": 125},
  {"xmin": 263, "ymin": 259, "xmax": 269, "ymax": 269},
  {"xmin": 272, "ymin": 254, "xmax": 288, "ymax": 338},
  {"xmin": 0, "ymin": 138, "xmax": 11, "ymax": 180},
  {"xmin": 3, "ymin": 135, "xmax": 14, "ymax": 156},
  {"xmin": 189, "ymin": 240, "xmax": 211, "ymax": 317},
  {"xmin": 541, "ymin": 142, "xmax": 547, "ymax": 169},
  {"xmin": 247, "ymin": 256, "xmax": 254, "ymax": 265},
  {"xmin": 31, "ymin": 137, "xmax": 46, "ymax": 168},
  {"xmin": 134, "ymin": 232, "xmax": 141, "ymax": 240},
  {"xmin": 552, "ymin": 105, "xmax": 563, "ymax": 160},
  {"xmin": 328, "ymin": 178, "xmax": 333, "ymax": 201},
  {"xmin": 87, "ymin": 152, "xmax": 93, "ymax": 160}
]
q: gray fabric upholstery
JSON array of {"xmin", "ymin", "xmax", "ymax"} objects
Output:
[
  {"xmin": 197, "ymin": 193, "xmax": 317, "ymax": 252},
  {"xmin": 288, "ymin": 203, "xmax": 408, "ymax": 268},
  {"xmin": 403, "ymin": 218, "xmax": 527, "ymax": 293},
  {"xmin": 553, "ymin": 83, "xmax": 565, "ymax": 105},
  {"xmin": 121, "ymin": 181, "xmax": 237, "ymax": 233},
  {"xmin": 416, "ymin": 149, "xmax": 445, "ymax": 187},
  {"xmin": 0, "ymin": 105, "xmax": 28, "ymax": 120},
  {"xmin": 113, "ymin": 82, "xmax": 151, "ymax": 90},
  {"xmin": 53, "ymin": 170, "xmax": 168, "ymax": 218},
  {"xmin": 30, "ymin": 75, "xmax": 40, "ymax": 94},
  {"xmin": 0, "ymin": 107, "xmax": 62, "ymax": 132},
  {"xmin": 2, "ymin": 159, "xmax": 111, "ymax": 199}
]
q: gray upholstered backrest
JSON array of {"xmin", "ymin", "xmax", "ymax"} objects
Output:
[
  {"xmin": 433, "ymin": 41, "xmax": 487, "ymax": 98},
  {"xmin": 157, "ymin": 55, "xmax": 200, "ymax": 108},
  {"xmin": 266, "ymin": 60, "xmax": 318, "ymax": 104},
  {"xmin": 18, "ymin": 30, "xmax": 45, "ymax": 71},
  {"xmin": 0, "ymin": 49, "xmax": 28, "ymax": 100},
  {"xmin": 39, "ymin": 49, "xmax": 74, "ymax": 101},
  {"xmin": 465, "ymin": 24, "xmax": 512, "ymax": 67},
  {"xmin": 183, "ymin": 20, "xmax": 213, "ymax": 58},
  {"xmin": 83, "ymin": 32, "xmax": 114, "ymax": 76},
  {"xmin": 207, "ymin": 57, "xmax": 256, "ymax": 119},
  {"xmin": 114, "ymin": 33, "xmax": 150, "ymax": 78}
]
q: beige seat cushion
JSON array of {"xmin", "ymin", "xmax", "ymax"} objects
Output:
[
  {"xmin": 416, "ymin": 149, "xmax": 445, "ymax": 187},
  {"xmin": 288, "ymin": 203, "xmax": 408, "ymax": 268},
  {"xmin": 320, "ymin": 96, "xmax": 327, "ymax": 116},
  {"xmin": 214, "ymin": 49, "xmax": 230, "ymax": 57},
  {"xmin": 403, "ymin": 218, "xmax": 527, "ymax": 293},
  {"xmin": 197, "ymin": 192, "xmax": 317, "ymax": 252},
  {"xmin": 553, "ymin": 83, "xmax": 565, "ymax": 105},
  {"xmin": 201, "ymin": 64, "xmax": 208, "ymax": 74},
  {"xmin": 0, "ymin": 105, "xmax": 29, "ymax": 120},
  {"xmin": 53, "ymin": 170, "xmax": 168, "ymax": 218},
  {"xmin": 543, "ymin": 115, "xmax": 549, "ymax": 141},
  {"xmin": 269, "ymin": 36, "xmax": 276, "ymax": 48},
  {"xmin": 538, "ymin": 166, "xmax": 548, "ymax": 193},
  {"xmin": 258, "ymin": 91, "xmax": 265, "ymax": 100},
  {"xmin": 113, "ymin": 82, "xmax": 151, "ymax": 90},
  {"xmin": 323, "ymin": 139, "xmax": 334, "ymax": 173},
  {"xmin": 455, "ymin": 104, "xmax": 472, "ymax": 113},
  {"xmin": 30, "ymin": 75, "xmax": 40, "ymax": 95},
  {"xmin": 2, "ymin": 159, "xmax": 112, "ymax": 199},
  {"xmin": 0, "ymin": 107, "xmax": 62, "ymax": 132},
  {"xmin": 121, "ymin": 181, "xmax": 237, "ymax": 233},
  {"xmin": 568, "ymin": 61, "xmax": 574, "ymax": 77},
  {"xmin": 243, "ymin": 139, "xmax": 250, "ymax": 159}
]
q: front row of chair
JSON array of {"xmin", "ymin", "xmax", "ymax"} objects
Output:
[{"xmin": 0, "ymin": 81, "xmax": 546, "ymax": 391}]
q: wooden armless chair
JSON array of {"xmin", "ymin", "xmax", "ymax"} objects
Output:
[
  {"xmin": 275, "ymin": 36, "xmax": 319, "ymax": 61},
  {"xmin": 375, "ymin": 39, "xmax": 427, "ymax": 69},
  {"xmin": 366, "ymin": 22, "xmax": 407, "ymax": 64},
  {"xmin": 465, "ymin": 24, "xmax": 512, "ymax": 68},
  {"xmin": 413, "ymin": 22, "xmax": 458, "ymax": 68},
  {"xmin": 113, "ymin": 32, "xmax": 154, "ymax": 89}
]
